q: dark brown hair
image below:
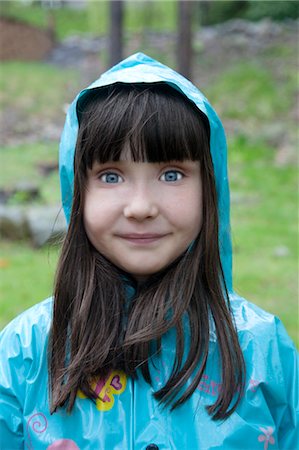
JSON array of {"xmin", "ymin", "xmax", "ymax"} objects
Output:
[{"xmin": 49, "ymin": 83, "xmax": 245, "ymax": 420}]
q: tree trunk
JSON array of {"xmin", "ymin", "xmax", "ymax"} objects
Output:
[
  {"xmin": 109, "ymin": 0, "xmax": 124, "ymax": 67},
  {"xmin": 177, "ymin": 0, "xmax": 193, "ymax": 80},
  {"xmin": 46, "ymin": 10, "xmax": 56, "ymax": 42}
]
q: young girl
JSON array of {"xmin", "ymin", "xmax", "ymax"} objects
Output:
[{"xmin": 0, "ymin": 53, "xmax": 297, "ymax": 450}]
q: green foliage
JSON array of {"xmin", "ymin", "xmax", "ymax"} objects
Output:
[
  {"xmin": 245, "ymin": 1, "xmax": 299, "ymax": 22},
  {"xmin": 197, "ymin": 1, "xmax": 248, "ymax": 26},
  {"xmin": 196, "ymin": 0, "xmax": 299, "ymax": 25}
]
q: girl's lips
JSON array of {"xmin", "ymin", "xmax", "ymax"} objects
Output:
[{"xmin": 117, "ymin": 233, "xmax": 168, "ymax": 244}]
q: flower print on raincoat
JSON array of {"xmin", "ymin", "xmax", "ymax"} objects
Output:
[{"xmin": 0, "ymin": 53, "xmax": 298, "ymax": 450}]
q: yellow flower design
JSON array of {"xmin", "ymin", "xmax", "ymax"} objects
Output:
[{"xmin": 78, "ymin": 370, "xmax": 127, "ymax": 412}]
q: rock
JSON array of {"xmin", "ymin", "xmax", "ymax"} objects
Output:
[
  {"xmin": 252, "ymin": 18, "xmax": 282, "ymax": 39},
  {"xmin": 26, "ymin": 205, "xmax": 67, "ymax": 247},
  {"xmin": 0, "ymin": 204, "xmax": 67, "ymax": 246},
  {"xmin": 273, "ymin": 245, "xmax": 290, "ymax": 257},
  {"xmin": 0, "ymin": 205, "xmax": 29, "ymax": 239},
  {"xmin": 0, "ymin": 188, "xmax": 13, "ymax": 204},
  {"xmin": 45, "ymin": 35, "xmax": 107, "ymax": 67},
  {"xmin": 0, "ymin": 183, "xmax": 41, "ymax": 205}
]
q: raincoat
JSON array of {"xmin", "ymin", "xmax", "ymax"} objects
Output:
[{"xmin": 0, "ymin": 53, "xmax": 298, "ymax": 450}]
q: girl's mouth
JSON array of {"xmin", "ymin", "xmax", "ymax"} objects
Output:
[{"xmin": 117, "ymin": 233, "xmax": 169, "ymax": 244}]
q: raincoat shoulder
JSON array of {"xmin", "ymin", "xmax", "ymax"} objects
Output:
[{"xmin": 231, "ymin": 294, "xmax": 299, "ymax": 450}]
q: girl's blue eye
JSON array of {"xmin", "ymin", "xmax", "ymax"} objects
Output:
[
  {"xmin": 100, "ymin": 172, "xmax": 123, "ymax": 183},
  {"xmin": 160, "ymin": 170, "xmax": 183, "ymax": 182}
]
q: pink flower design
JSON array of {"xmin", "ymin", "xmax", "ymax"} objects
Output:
[
  {"xmin": 258, "ymin": 427, "xmax": 275, "ymax": 450},
  {"xmin": 47, "ymin": 439, "xmax": 80, "ymax": 450},
  {"xmin": 26, "ymin": 413, "xmax": 48, "ymax": 450}
]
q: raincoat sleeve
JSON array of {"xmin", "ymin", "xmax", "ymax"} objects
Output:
[
  {"xmin": 275, "ymin": 319, "xmax": 299, "ymax": 449},
  {"xmin": 0, "ymin": 300, "xmax": 51, "ymax": 450},
  {"xmin": 0, "ymin": 319, "xmax": 25, "ymax": 449}
]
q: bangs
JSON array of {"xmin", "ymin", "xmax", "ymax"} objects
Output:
[{"xmin": 76, "ymin": 82, "xmax": 210, "ymax": 169}]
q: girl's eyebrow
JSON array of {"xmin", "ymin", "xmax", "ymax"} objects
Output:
[
  {"xmin": 90, "ymin": 160, "xmax": 200, "ymax": 172},
  {"xmin": 91, "ymin": 161, "xmax": 125, "ymax": 169}
]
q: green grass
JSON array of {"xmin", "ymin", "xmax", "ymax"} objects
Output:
[
  {"xmin": 0, "ymin": 142, "xmax": 60, "ymax": 204},
  {"xmin": 1, "ymin": 1, "xmax": 177, "ymax": 40},
  {"xmin": 0, "ymin": 241, "xmax": 59, "ymax": 330},
  {"xmin": 0, "ymin": 61, "xmax": 79, "ymax": 122},
  {"xmin": 0, "ymin": 61, "xmax": 80, "ymax": 206},
  {"xmin": 228, "ymin": 136, "xmax": 298, "ymax": 343},
  {"xmin": 1, "ymin": 2, "xmax": 104, "ymax": 39},
  {"xmin": 125, "ymin": 0, "xmax": 176, "ymax": 32},
  {"xmin": 206, "ymin": 61, "xmax": 296, "ymax": 122}
]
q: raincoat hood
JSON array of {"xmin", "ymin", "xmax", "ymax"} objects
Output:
[{"xmin": 59, "ymin": 52, "xmax": 233, "ymax": 290}]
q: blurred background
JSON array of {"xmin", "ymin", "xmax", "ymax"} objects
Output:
[{"xmin": 0, "ymin": 0, "xmax": 298, "ymax": 343}]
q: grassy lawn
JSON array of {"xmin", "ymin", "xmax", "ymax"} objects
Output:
[
  {"xmin": 0, "ymin": 241, "xmax": 59, "ymax": 330},
  {"xmin": 229, "ymin": 136, "xmax": 298, "ymax": 343},
  {"xmin": 0, "ymin": 141, "xmax": 60, "ymax": 204},
  {"xmin": 0, "ymin": 61, "xmax": 80, "ymax": 127},
  {"xmin": 1, "ymin": 1, "xmax": 177, "ymax": 40}
]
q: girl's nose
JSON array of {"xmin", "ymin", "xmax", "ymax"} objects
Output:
[{"xmin": 123, "ymin": 191, "xmax": 159, "ymax": 221}]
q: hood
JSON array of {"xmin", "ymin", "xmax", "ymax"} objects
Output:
[{"xmin": 59, "ymin": 52, "xmax": 233, "ymax": 291}]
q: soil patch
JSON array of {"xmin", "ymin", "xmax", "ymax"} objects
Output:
[{"xmin": 0, "ymin": 17, "xmax": 54, "ymax": 60}]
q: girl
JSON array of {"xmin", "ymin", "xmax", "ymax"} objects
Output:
[{"xmin": 0, "ymin": 53, "xmax": 298, "ymax": 450}]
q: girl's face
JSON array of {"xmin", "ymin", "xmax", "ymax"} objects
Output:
[{"xmin": 83, "ymin": 155, "xmax": 202, "ymax": 281}]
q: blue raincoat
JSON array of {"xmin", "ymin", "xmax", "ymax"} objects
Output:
[{"xmin": 0, "ymin": 53, "xmax": 298, "ymax": 450}]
